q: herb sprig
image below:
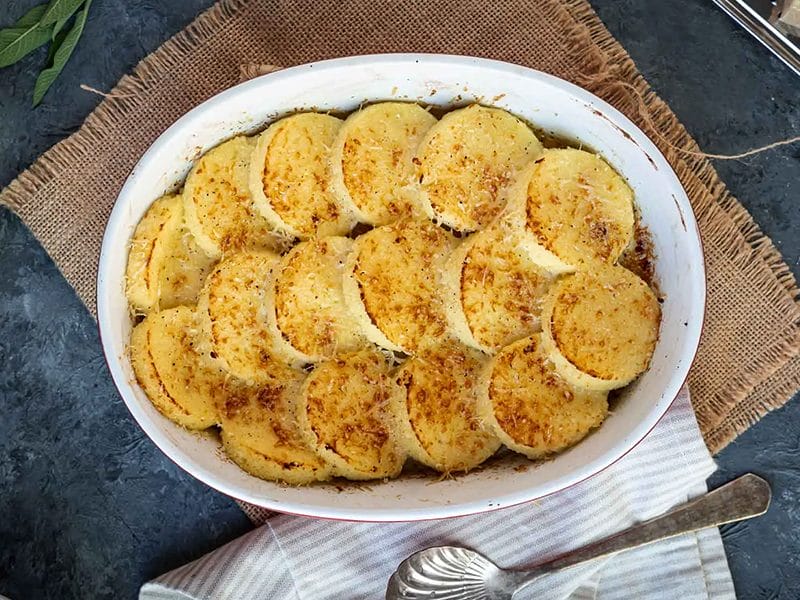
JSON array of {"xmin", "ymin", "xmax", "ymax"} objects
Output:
[{"xmin": 0, "ymin": 0, "xmax": 93, "ymax": 106}]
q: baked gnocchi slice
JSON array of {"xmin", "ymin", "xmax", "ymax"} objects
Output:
[
  {"xmin": 183, "ymin": 136, "xmax": 287, "ymax": 258},
  {"xmin": 342, "ymin": 218, "xmax": 457, "ymax": 353},
  {"xmin": 197, "ymin": 250, "xmax": 288, "ymax": 382},
  {"xmin": 477, "ymin": 333, "xmax": 608, "ymax": 458},
  {"xmin": 265, "ymin": 236, "xmax": 368, "ymax": 364},
  {"xmin": 219, "ymin": 368, "xmax": 332, "ymax": 485},
  {"xmin": 541, "ymin": 265, "xmax": 661, "ymax": 391},
  {"xmin": 415, "ymin": 104, "xmax": 543, "ymax": 231},
  {"xmin": 125, "ymin": 193, "xmax": 215, "ymax": 313},
  {"xmin": 298, "ymin": 349, "xmax": 405, "ymax": 480},
  {"xmin": 129, "ymin": 306, "xmax": 220, "ymax": 429},
  {"xmin": 329, "ymin": 102, "xmax": 437, "ymax": 225},
  {"xmin": 441, "ymin": 223, "xmax": 554, "ymax": 353},
  {"xmin": 391, "ymin": 341, "xmax": 500, "ymax": 473},
  {"xmin": 514, "ymin": 148, "xmax": 634, "ymax": 272},
  {"xmin": 250, "ymin": 113, "xmax": 357, "ymax": 239}
]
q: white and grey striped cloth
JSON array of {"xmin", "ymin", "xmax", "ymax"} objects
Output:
[{"xmin": 140, "ymin": 389, "xmax": 736, "ymax": 600}]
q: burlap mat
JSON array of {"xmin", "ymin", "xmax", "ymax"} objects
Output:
[{"xmin": 1, "ymin": 0, "xmax": 798, "ymax": 519}]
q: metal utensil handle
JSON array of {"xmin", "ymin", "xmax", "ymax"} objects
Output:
[
  {"xmin": 512, "ymin": 473, "xmax": 771, "ymax": 591},
  {"xmin": 711, "ymin": 0, "xmax": 800, "ymax": 77},
  {"xmin": 552, "ymin": 473, "xmax": 769, "ymax": 572}
]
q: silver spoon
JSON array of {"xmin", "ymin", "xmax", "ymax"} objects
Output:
[{"xmin": 386, "ymin": 473, "xmax": 770, "ymax": 600}]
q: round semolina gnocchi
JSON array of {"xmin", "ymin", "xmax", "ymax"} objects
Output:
[
  {"xmin": 183, "ymin": 136, "xmax": 286, "ymax": 258},
  {"xmin": 250, "ymin": 113, "xmax": 357, "ymax": 239},
  {"xmin": 125, "ymin": 193, "xmax": 216, "ymax": 313},
  {"xmin": 129, "ymin": 306, "xmax": 220, "ymax": 430},
  {"xmin": 298, "ymin": 349, "xmax": 405, "ymax": 480},
  {"xmin": 392, "ymin": 341, "xmax": 501, "ymax": 473},
  {"xmin": 441, "ymin": 222, "xmax": 554, "ymax": 353},
  {"xmin": 265, "ymin": 236, "xmax": 368, "ymax": 364},
  {"xmin": 196, "ymin": 250, "xmax": 287, "ymax": 382},
  {"xmin": 330, "ymin": 102, "xmax": 437, "ymax": 226},
  {"xmin": 415, "ymin": 104, "xmax": 543, "ymax": 231},
  {"xmin": 541, "ymin": 265, "xmax": 661, "ymax": 391},
  {"xmin": 478, "ymin": 333, "xmax": 608, "ymax": 458},
  {"xmin": 219, "ymin": 369, "xmax": 332, "ymax": 485},
  {"xmin": 515, "ymin": 148, "xmax": 634, "ymax": 272},
  {"xmin": 342, "ymin": 218, "xmax": 457, "ymax": 354}
]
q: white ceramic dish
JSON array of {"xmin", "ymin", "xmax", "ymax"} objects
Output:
[{"xmin": 97, "ymin": 54, "xmax": 705, "ymax": 522}]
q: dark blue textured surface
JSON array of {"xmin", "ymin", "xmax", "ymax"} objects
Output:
[{"xmin": 0, "ymin": 1, "xmax": 798, "ymax": 599}]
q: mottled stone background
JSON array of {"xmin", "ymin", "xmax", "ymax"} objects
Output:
[{"xmin": 0, "ymin": 1, "xmax": 798, "ymax": 598}]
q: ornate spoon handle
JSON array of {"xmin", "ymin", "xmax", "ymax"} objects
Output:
[{"xmin": 510, "ymin": 473, "xmax": 771, "ymax": 592}]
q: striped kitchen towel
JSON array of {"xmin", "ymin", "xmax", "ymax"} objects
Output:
[{"xmin": 140, "ymin": 388, "xmax": 736, "ymax": 599}]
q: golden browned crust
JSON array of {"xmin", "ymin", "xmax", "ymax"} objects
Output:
[
  {"xmin": 299, "ymin": 349, "xmax": 405, "ymax": 480},
  {"xmin": 219, "ymin": 369, "xmax": 332, "ymax": 485},
  {"xmin": 251, "ymin": 113, "xmax": 356, "ymax": 239},
  {"xmin": 542, "ymin": 265, "xmax": 661, "ymax": 390},
  {"xmin": 183, "ymin": 136, "xmax": 286, "ymax": 258},
  {"xmin": 416, "ymin": 104, "xmax": 543, "ymax": 231},
  {"xmin": 196, "ymin": 251, "xmax": 290, "ymax": 382},
  {"xmin": 478, "ymin": 334, "xmax": 608, "ymax": 457},
  {"xmin": 331, "ymin": 102, "xmax": 437, "ymax": 225},
  {"xmin": 129, "ymin": 306, "xmax": 221, "ymax": 429},
  {"xmin": 453, "ymin": 225, "xmax": 553, "ymax": 352},
  {"xmin": 523, "ymin": 148, "xmax": 634, "ymax": 269},
  {"xmin": 343, "ymin": 218, "xmax": 456, "ymax": 353},
  {"xmin": 270, "ymin": 236, "xmax": 367, "ymax": 363},
  {"xmin": 392, "ymin": 341, "xmax": 500, "ymax": 473},
  {"xmin": 125, "ymin": 194, "xmax": 182, "ymax": 312}
]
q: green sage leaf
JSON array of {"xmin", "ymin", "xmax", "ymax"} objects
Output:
[
  {"xmin": 40, "ymin": 0, "xmax": 86, "ymax": 27},
  {"xmin": 4, "ymin": 4, "xmax": 48, "ymax": 30},
  {"xmin": 46, "ymin": 27, "xmax": 69, "ymax": 65},
  {"xmin": 52, "ymin": 6, "xmax": 81, "ymax": 40},
  {"xmin": 32, "ymin": 0, "xmax": 92, "ymax": 106},
  {"xmin": 0, "ymin": 5, "xmax": 50, "ymax": 66}
]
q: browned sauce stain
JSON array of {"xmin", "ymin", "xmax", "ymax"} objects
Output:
[
  {"xmin": 532, "ymin": 127, "xmax": 593, "ymax": 151},
  {"xmin": 349, "ymin": 222, "xmax": 373, "ymax": 239},
  {"xmin": 591, "ymin": 107, "xmax": 658, "ymax": 171},
  {"xmin": 671, "ymin": 194, "xmax": 687, "ymax": 232},
  {"xmin": 618, "ymin": 214, "xmax": 659, "ymax": 294}
]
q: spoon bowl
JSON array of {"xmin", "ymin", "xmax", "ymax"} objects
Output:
[{"xmin": 387, "ymin": 546, "xmax": 512, "ymax": 600}]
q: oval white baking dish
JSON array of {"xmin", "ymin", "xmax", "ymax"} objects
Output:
[{"xmin": 97, "ymin": 54, "xmax": 705, "ymax": 522}]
